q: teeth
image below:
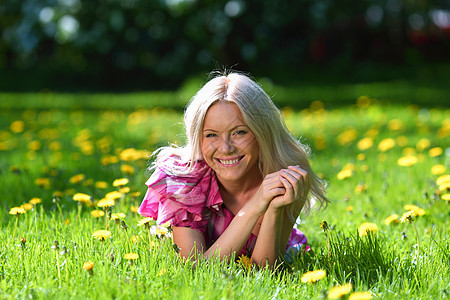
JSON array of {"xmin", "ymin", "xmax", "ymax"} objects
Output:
[{"xmin": 220, "ymin": 158, "xmax": 239, "ymax": 165}]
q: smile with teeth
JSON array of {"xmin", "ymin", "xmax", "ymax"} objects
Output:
[{"xmin": 217, "ymin": 156, "xmax": 244, "ymax": 165}]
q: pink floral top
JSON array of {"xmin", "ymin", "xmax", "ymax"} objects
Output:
[{"xmin": 138, "ymin": 155, "xmax": 307, "ymax": 256}]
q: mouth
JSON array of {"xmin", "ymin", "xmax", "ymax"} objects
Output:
[{"xmin": 216, "ymin": 156, "xmax": 244, "ymax": 166}]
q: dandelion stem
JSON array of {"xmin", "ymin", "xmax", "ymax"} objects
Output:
[
  {"xmin": 55, "ymin": 250, "xmax": 61, "ymax": 287},
  {"xmin": 326, "ymin": 231, "xmax": 330, "ymax": 260},
  {"xmin": 105, "ymin": 208, "xmax": 109, "ymax": 230},
  {"xmin": 56, "ymin": 202, "xmax": 64, "ymax": 222},
  {"xmin": 412, "ymin": 221, "xmax": 420, "ymax": 255},
  {"xmin": 148, "ymin": 228, "xmax": 152, "ymax": 249},
  {"xmin": 12, "ymin": 216, "xmax": 19, "ymax": 242},
  {"xmin": 77, "ymin": 203, "xmax": 82, "ymax": 224}
]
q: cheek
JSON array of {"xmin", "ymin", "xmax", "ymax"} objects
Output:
[{"xmin": 235, "ymin": 136, "xmax": 259, "ymax": 152}]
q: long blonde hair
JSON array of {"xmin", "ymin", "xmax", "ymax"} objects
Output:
[{"xmin": 154, "ymin": 72, "xmax": 328, "ymax": 213}]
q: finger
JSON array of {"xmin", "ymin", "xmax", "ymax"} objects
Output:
[
  {"xmin": 280, "ymin": 169, "xmax": 300, "ymax": 199},
  {"xmin": 288, "ymin": 165, "xmax": 308, "ymax": 178},
  {"xmin": 279, "ymin": 176, "xmax": 294, "ymax": 203}
]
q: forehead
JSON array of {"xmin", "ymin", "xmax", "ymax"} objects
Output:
[{"xmin": 203, "ymin": 101, "xmax": 246, "ymax": 129}]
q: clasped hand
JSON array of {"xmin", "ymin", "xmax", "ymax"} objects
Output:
[{"xmin": 254, "ymin": 165, "xmax": 309, "ymax": 214}]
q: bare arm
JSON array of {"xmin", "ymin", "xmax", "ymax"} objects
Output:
[
  {"xmin": 173, "ymin": 172, "xmax": 286, "ymax": 261},
  {"xmin": 251, "ymin": 166, "xmax": 308, "ymax": 267}
]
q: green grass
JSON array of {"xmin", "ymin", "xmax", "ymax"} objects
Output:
[{"xmin": 0, "ymin": 88, "xmax": 449, "ymax": 299}]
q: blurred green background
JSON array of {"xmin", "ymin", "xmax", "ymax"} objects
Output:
[{"xmin": 0, "ymin": 0, "xmax": 449, "ymax": 104}]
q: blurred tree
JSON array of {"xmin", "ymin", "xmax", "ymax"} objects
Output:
[{"xmin": 0, "ymin": 0, "xmax": 449, "ymax": 91}]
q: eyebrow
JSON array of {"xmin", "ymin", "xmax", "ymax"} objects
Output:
[{"xmin": 202, "ymin": 125, "xmax": 248, "ymax": 132}]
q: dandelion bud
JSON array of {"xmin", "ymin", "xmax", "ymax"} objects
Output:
[
  {"xmin": 60, "ymin": 246, "xmax": 69, "ymax": 256},
  {"xmin": 51, "ymin": 240, "xmax": 60, "ymax": 251},
  {"xmin": 172, "ymin": 243, "xmax": 180, "ymax": 253},
  {"xmin": 401, "ymin": 231, "xmax": 408, "ymax": 240},
  {"xmin": 120, "ymin": 220, "xmax": 128, "ymax": 230},
  {"xmin": 20, "ymin": 237, "xmax": 26, "ymax": 249},
  {"xmin": 320, "ymin": 221, "xmax": 329, "ymax": 232}
]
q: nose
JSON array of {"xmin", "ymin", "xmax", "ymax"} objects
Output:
[{"xmin": 219, "ymin": 136, "xmax": 235, "ymax": 153}]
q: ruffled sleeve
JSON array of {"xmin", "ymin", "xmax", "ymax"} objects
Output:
[{"xmin": 137, "ymin": 156, "xmax": 222, "ymax": 232}]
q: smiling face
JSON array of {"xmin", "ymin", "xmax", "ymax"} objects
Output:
[{"xmin": 201, "ymin": 101, "xmax": 261, "ymax": 185}]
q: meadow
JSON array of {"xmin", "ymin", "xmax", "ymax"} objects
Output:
[{"xmin": 0, "ymin": 84, "xmax": 449, "ymax": 299}]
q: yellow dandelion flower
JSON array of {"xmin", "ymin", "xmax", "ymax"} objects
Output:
[
  {"xmin": 397, "ymin": 155, "xmax": 417, "ymax": 167},
  {"xmin": 105, "ymin": 191, "xmax": 123, "ymax": 200},
  {"xmin": 328, "ymin": 283, "xmax": 353, "ymax": 299},
  {"xmin": 378, "ymin": 138, "xmax": 395, "ymax": 152},
  {"xmin": 404, "ymin": 204, "xmax": 425, "ymax": 216},
  {"xmin": 130, "ymin": 205, "xmax": 139, "ymax": 213},
  {"xmin": 384, "ymin": 214, "xmax": 399, "ymax": 225},
  {"xmin": 35, "ymin": 177, "xmax": 51, "ymax": 188},
  {"xmin": 69, "ymin": 174, "xmax": 85, "ymax": 184},
  {"xmin": 402, "ymin": 147, "xmax": 416, "ymax": 155},
  {"xmin": 83, "ymin": 179, "xmax": 94, "ymax": 186},
  {"xmin": 337, "ymin": 169, "xmax": 353, "ymax": 180},
  {"xmin": 441, "ymin": 194, "xmax": 450, "ymax": 201},
  {"xmin": 157, "ymin": 268, "xmax": 167, "ymax": 276},
  {"xmin": 119, "ymin": 187, "xmax": 130, "ymax": 194},
  {"xmin": 137, "ymin": 217, "xmax": 154, "ymax": 227},
  {"xmin": 90, "ymin": 210, "xmax": 105, "ymax": 218},
  {"xmin": 346, "ymin": 206, "xmax": 354, "ymax": 212},
  {"xmin": 83, "ymin": 261, "xmax": 94, "ymax": 271},
  {"xmin": 111, "ymin": 213, "xmax": 126, "ymax": 220},
  {"xmin": 97, "ymin": 198, "xmax": 115, "ymax": 208},
  {"xmin": 349, "ymin": 291, "xmax": 372, "ymax": 300},
  {"xmin": 21, "ymin": 203, "xmax": 34, "ymax": 211},
  {"xmin": 337, "ymin": 129, "xmax": 358, "ymax": 146},
  {"xmin": 387, "ymin": 119, "xmax": 403, "ymax": 131},
  {"xmin": 131, "ymin": 192, "xmax": 141, "ymax": 198},
  {"xmin": 150, "ymin": 225, "xmax": 171, "ymax": 237},
  {"xmin": 92, "ymin": 230, "xmax": 111, "ymax": 241},
  {"xmin": 113, "ymin": 178, "xmax": 129, "ymax": 187},
  {"xmin": 358, "ymin": 222, "xmax": 378, "ymax": 237},
  {"xmin": 354, "ymin": 183, "xmax": 366, "ymax": 194},
  {"xmin": 95, "ymin": 181, "xmax": 108, "ymax": 189},
  {"xmin": 400, "ymin": 211, "xmax": 415, "ymax": 223},
  {"xmin": 429, "ymin": 147, "xmax": 443, "ymax": 157},
  {"xmin": 53, "ymin": 191, "xmax": 64, "ymax": 198},
  {"xmin": 29, "ymin": 198, "xmax": 42, "ymax": 205},
  {"xmin": 101, "ymin": 155, "xmax": 119, "ymax": 165},
  {"xmin": 9, "ymin": 207, "xmax": 26, "ymax": 215},
  {"xmin": 10, "ymin": 120, "xmax": 25, "ymax": 133},
  {"xmin": 364, "ymin": 128, "xmax": 379, "ymax": 138},
  {"xmin": 121, "ymin": 164, "xmax": 135, "ymax": 174},
  {"xmin": 356, "ymin": 96, "xmax": 371, "ymax": 108},
  {"xmin": 132, "ymin": 235, "xmax": 140, "ymax": 244},
  {"xmin": 238, "ymin": 255, "xmax": 253, "ymax": 271},
  {"xmin": 436, "ymin": 174, "xmax": 450, "ymax": 186},
  {"xmin": 124, "ymin": 253, "xmax": 139, "ymax": 260},
  {"xmin": 431, "ymin": 164, "xmax": 446, "ymax": 175},
  {"xmin": 357, "ymin": 137, "xmax": 373, "ymax": 151},
  {"xmin": 416, "ymin": 138, "xmax": 430, "ymax": 151},
  {"xmin": 396, "ymin": 136, "xmax": 408, "ymax": 147},
  {"xmin": 356, "ymin": 153, "xmax": 366, "ymax": 161},
  {"xmin": 439, "ymin": 181, "xmax": 450, "ymax": 191},
  {"xmin": 73, "ymin": 193, "xmax": 91, "ymax": 203},
  {"xmin": 301, "ymin": 270, "xmax": 326, "ymax": 283}
]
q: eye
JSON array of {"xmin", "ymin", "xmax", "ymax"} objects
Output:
[
  {"xmin": 205, "ymin": 133, "xmax": 217, "ymax": 138},
  {"xmin": 234, "ymin": 130, "xmax": 247, "ymax": 135}
]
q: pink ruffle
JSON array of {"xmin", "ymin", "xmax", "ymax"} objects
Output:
[{"xmin": 137, "ymin": 156, "xmax": 222, "ymax": 232}]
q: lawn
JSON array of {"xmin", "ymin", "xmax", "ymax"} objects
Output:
[{"xmin": 0, "ymin": 85, "xmax": 449, "ymax": 299}]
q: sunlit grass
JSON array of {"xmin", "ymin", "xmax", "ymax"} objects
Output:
[{"xmin": 0, "ymin": 93, "xmax": 449, "ymax": 299}]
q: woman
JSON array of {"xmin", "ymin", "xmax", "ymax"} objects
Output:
[{"xmin": 138, "ymin": 72, "xmax": 328, "ymax": 267}]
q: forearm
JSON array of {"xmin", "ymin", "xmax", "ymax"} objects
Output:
[
  {"xmin": 204, "ymin": 204, "xmax": 262, "ymax": 259},
  {"xmin": 250, "ymin": 207, "xmax": 285, "ymax": 267}
]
